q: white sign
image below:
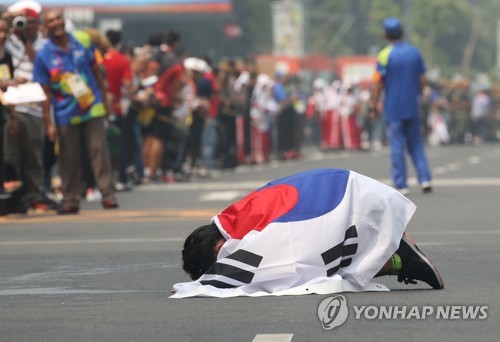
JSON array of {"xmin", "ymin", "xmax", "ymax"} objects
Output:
[
  {"xmin": 64, "ymin": 7, "xmax": 94, "ymax": 24},
  {"xmin": 98, "ymin": 18, "xmax": 123, "ymax": 36},
  {"xmin": 272, "ymin": 0, "xmax": 305, "ymax": 57}
]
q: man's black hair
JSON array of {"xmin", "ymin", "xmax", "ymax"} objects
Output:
[
  {"xmin": 182, "ymin": 223, "xmax": 224, "ymax": 280},
  {"xmin": 147, "ymin": 32, "xmax": 163, "ymax": 47},
  {"xmin": 385, "ymin": 29, "xmax": 403, "ymax": 41},
  {"xmin": 202, "ymin": 55, "xmax": 212, "ymax": 68},
  {"xmin": 164, "ymin": 30, "xmax": 180, "ymax": 46},
  {"xmin": 105, "ymin": 30, "xmax": 122, "ymax": 47}
]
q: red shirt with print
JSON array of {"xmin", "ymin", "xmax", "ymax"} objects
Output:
[{"xmin": 154, "ymin": 63, "xmax": 185, "ymax": 108}]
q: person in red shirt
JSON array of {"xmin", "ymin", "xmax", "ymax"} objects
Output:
[
  {"xmin": 103, "ymin": 30, "xmax": 132, "ymax": 116},
  {"xmin": 103, "ymin": 30, "xmax": 133, "ymax": 189},
  {"xmin": 141, "ymin": 56, "xmax": 185, "ymax": 181}
]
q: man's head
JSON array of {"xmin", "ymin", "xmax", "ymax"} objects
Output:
[
  {"xmin": 164, "ymin": 29, "xmax": 180, "ymax": 51},
  {"xmin": 24, "ymin": 8, "xmax": 40, "ymax": 40},
  {"xmin": 147, "ymin": 32, "xmax": 163, "ymax": 47},
  {"xmin": 105, "ymin": 29, "xmax": 121, "ymax": 48},
  {"xmin": 383, "ymin": 17, "xmax": 404, "ymax": 41},
  {"xmin": 43, "ymin": 9, "xmax": 65, "ymax": 39},
  {"xmin": 182, "ymin": 223, "xmax": 225, "ymax": 280},
  {"xmin": 10, "ymin": 8, "xmax": 40, "ymax": 40}
]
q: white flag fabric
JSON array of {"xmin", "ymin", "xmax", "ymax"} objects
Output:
[{"xmin": 171, "ymin": 169, "xmax": 416, "ymax": 298}]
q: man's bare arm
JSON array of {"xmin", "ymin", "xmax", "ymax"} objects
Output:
[
  {"xmin": 41, "ymin": 85, "xmax": 57, "ymax": 142},
  {"xmin": 420, "ymin": 75, "xmax": 426, "ymax": 96},
  {"xmin": 370, "ymin": 81, "xmax": 384, "ymax": 119},
  {"xmin": 92, "ymin": 64, "xmax": 112, "ymax": 115}
]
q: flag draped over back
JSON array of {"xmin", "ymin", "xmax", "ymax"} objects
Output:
[{"xmin": 171, "ymin": 169, "xmax": 416, "ymax": 298}]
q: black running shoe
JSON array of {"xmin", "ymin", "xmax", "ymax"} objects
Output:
[
  {"xmin": 397, "ymin": 233, "xmax": 444, "ymax": 289},
  {"xmin": 421, "ymin": 181, "xmax": 433, "ymax": 194}
]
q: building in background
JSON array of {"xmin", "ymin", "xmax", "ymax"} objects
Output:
[{"xmin": 2, "ymin": 0, "xmax": 237, "ymax": 58}]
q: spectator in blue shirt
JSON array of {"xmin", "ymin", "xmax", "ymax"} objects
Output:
[
  {"xmin": 34, "ymin": 9, "xmax": 118, "ymax": 214},
  {"xmin": 370, "ymin": 17, "xmax": 432, "ymax": 195}
]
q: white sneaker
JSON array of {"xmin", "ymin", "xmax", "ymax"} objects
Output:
[
  {"xmin": 86, "ymin": 188, "xmax": 102, "ymax": 202},
  {"xmin": 115, "ymin": 182, "xmax": 126, "ymax": 191},
  {"xmin": 398, "ymin": 188, "xmax": 410, "ymax": 196},
  {"xmin": 86, "ymin": 188, "xmax": 94, "ymax": 202},
  {"xmin": 93, "ymin": 189, "xmax": 102, "ymax": 201},
  {"xmin": 421, "ymin": 181, "xmax": 433, "ymax": 194}
]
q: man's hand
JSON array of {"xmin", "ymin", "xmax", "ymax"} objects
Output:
[
  {"xmin": 0, "ymin": 79, "xmax": 18, "ymax": 91},
  {"xmin": 15, "ymin": 77, "xmax": 27, "ymax": 85},
  {"xmin": 104, "ymin": 93, "xmax": 114, "ymax": 117},
  {"xmin": 46, "ymin": 123, "xmax": 58, "ymax": 142},
  {"xmin": 368, "ymin": 106, "xmax": 379, "ymax": 120}
]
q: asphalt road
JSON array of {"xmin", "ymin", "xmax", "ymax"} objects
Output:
[{"xmin": 1, "ymin": 144, "xmax": 499, "ymax": 342}]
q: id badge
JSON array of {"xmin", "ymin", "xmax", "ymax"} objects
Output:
[
  {"xmin": 66, "ymin": 74, "xmax": 91, "ymax": 99},
  {"xmin": 0, "ymin": 64, "xmax": 12, "ymax": 80}
]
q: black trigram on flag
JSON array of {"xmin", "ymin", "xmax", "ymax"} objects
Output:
[
  {"xmin": 200, "ymin": 249, "xmax": 263, "ymax": 289},
  {"xmin": 321, "ymin": 225, "xmax": 358, "ymax": 277}
]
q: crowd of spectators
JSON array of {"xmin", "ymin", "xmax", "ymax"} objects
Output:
[{"xmin": 1, "ymin": 3, "xmax": 499, "ymax": 215}]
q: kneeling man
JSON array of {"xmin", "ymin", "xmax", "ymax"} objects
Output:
[{"xmin": 172, "ymin": 168, "xmax": 443, "ymax": 298}]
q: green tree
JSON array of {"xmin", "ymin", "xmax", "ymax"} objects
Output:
[
  {"xmin": 230, "ymin": 0, "xmax": 500, "ymax": 77},
  {"xmin": 233, "ymin": 0, "xmax": 273, "ymax": 55}
]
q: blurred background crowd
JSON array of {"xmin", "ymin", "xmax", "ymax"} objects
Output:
[{"xmin": 1, "ymin": 0, "xmax": 500, "ymax": 214}]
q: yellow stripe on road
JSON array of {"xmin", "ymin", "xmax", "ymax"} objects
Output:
[{"xmin": 0, "ymin": 209, "xmax": 218, "ymax": 225}]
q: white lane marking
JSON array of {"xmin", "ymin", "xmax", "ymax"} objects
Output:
[
  {"xmin": 137, "ymin": 181, "xmax": 268, "ymax": 192},
  {"xmin": 446, "ymin": 163, "xmax": 459, "ymax": 171},
  {"xmin": 252, "ymin": 334, "xmax": 294, "ymax": 342},
  {"xmin": 468, "ymin": 156, "xmax": 481, "ymax": 164},
  {"xmin": 0, "ymin": 288, "xmax": 142, "ymax": 296},
  {"xmin": 2, "ymin": 264, "xmax": 178, "ymax": 283},
  {"xmin": 422, "ymin": 178, "xmax": 500, "ymax": 186},
  {"xmin": 415, "ymin": 242, "xmax": 453, "ymax": 246},
  {"xmin": 433, "ymin": 167, "xmax": 447, "ymax": 175},
  {"xmin": 1, "ymin": 233, "xmax": 494, "ymax": 248},
  {"xmin": 3, "ymin": 233, "xmax": 489, "ymax": 247},
  {"xmin": 409, "ymin": 230, "xmax": 500, "ymax": 236},
  {"xmin": 310, "ymin": 153, "xmax": 324, "ymax": 161},
  {"xmin": 200, "ymin": 191, "xmax": 243, "ymax": 202},
  {"xmin": 0, "ymin": 237, "xmax": 183, "ymax": 246},
  {"xmin": 135, "ymin": 178, "xmax": 500, "ymax": 192}
]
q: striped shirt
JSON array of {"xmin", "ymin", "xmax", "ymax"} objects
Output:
[{"xmin": 5, "ymin": 33, "xmax": 47, "ymax": 118}]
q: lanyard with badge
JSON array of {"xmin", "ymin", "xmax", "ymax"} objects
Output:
[{"xmin": 58, "ymin": 40, "xmax": 95, "ymax": 107}]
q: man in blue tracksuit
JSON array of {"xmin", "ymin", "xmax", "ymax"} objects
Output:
[{"xmin": 370, "ymin": 17, "xmax": 432, "ymax": 195}]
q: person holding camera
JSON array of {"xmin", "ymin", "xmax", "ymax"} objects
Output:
[
  {"xmin": 0, "ymin": 16, "xmax": 19, "ymax": 204},
  {"xmin": 3, "ymin": 7, "xmax": 50, "ymax": 212}
]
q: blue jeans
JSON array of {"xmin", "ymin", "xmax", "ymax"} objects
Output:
[
  {"xmin": 387, "ymin": 117, "xmax": 431, "ymax": 189},
  {"xmin": 132, "ymin": 123, "xmax": 144, "ymax": 178},
  {"xmin": 202, "ymin": 118, "xmax": 219, "ymax": 172}
]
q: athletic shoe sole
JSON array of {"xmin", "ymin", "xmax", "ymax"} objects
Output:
[
  {"xmin": 421, "ymin": 181, "xmax": 433, "ymax": 194},
  {"xmin": 399, "ymin": 233, "xmax": 444, "ymax": 289}
]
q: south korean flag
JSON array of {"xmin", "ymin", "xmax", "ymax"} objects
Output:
[{"xmin": 171, "ymin": 169, "xmax": 416, "ymax": 298}]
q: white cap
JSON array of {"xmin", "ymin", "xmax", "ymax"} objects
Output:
[
  {"xmin": 313, "ymin": 78, "xmax": 328, "ymax": 89},
  {"xmin": 7, "ymin": 0, "xmax": 42, "ymax": 14},
  {"xmin": 183, "ymin": 57, "xmax": 209, "ymax": 73}
]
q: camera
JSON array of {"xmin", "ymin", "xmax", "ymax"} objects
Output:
[{"xmin": 12, "ymin": 16, "xmax": 27, "ymax": 30}]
